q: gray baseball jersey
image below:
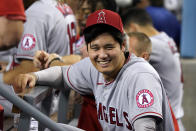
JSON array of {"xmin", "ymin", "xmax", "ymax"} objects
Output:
[
  {"xmin": 150, "ymin": 32, "xmax": 184, "ymax": 119},
  {"xmin": 0, "ymin": 48, "xmax": 16, "ymax": 116},
  {"xmin": 46, "ymin": 54, "xmax": 175, "ymax": 131},
  {"xmin": 16, "ymin": 0, "xmax": 77, "ymax": 60}
]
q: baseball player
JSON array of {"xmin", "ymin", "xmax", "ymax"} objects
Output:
[
  {"xmin": 0, "ymin": 0, "xmax": 25, "ymax": 115},
  {"xmin": 0, "ymin": 0, "xmax": 25, "ymax": 50},
  {"xmin": 3, "ymin": 0, "xmax": 79, "ymax": 87},
  {"xmin": 122, "ymin": 8, "xmax": 184, "ymax": 130},
  {"xmin": 131, "ymin": 0, "xmax": 181, "ymax": 48},
  {"xmin": 14, "ymin": 9, "xmax": 178, "ymax": 131},
  {"xmin": 127, "ymin": 32, "xmax": 152, "ymax": 61}
]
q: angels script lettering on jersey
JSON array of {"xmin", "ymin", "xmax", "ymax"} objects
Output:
[{"xmin": 98, "ymin": 103, "xmax": 132, "ymax": 130}]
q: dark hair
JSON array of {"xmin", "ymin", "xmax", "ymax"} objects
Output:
[
  {"xmin": 87, "ymin": 0, "xmax": 117, "ymax": 12},
  {"xmin": 84, "ymin": 24, "xmax": 124, "ymax": 46},
  {"xmin": 150, "ymin": 0, "xmax": 164, "ymax": 7},
  {"xmin": 121, "ymin": 8, "xmax": 153, "ymax": 28}
]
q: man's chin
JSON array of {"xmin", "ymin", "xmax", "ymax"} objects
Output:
[{"xmin": 99, "ymin": 70, "xmax": 111, "ymax": 75}]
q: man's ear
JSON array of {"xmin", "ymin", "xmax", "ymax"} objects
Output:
[
  {"xmin": 121, "ymin": 41, "xmax": 127, "ymax": 52},
  {"xmin": 141, "ymin": 52, "xmax": 150, "ymax": 61}
]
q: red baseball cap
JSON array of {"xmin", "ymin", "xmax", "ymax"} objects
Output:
[{"xmin": 84, "ymin": 9, "xmax": 124, "ymax": 33}]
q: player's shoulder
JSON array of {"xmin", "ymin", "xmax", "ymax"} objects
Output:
[
  {"xmin": 151, "ymin": 33, "xmax": 175, "ymax": 52},
  {"xmin": 124, "ymin": 54, "xmax": 158, "ymax": 75},
  {"xmin": 150, "ymin": 34, "xmax": 167, "ymax": 48},
  {"xmin": 122, "ymin": 56, "xmax": 161, "ymax": 84},
  {"xmin": 150, "ymin": 32, "xmax": 175, "ymax": 46},
  {"xmin": 26, "ymin": 0, "xmax": 73, "ymax": 19}
]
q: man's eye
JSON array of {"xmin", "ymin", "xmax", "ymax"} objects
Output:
[
  {"xmin": 106, "ymin": 46, "xmax": 114, "ymax": 50},
  {"xmin": 90, "ymin": 46, "xmax": 99, "ymax": 51}
]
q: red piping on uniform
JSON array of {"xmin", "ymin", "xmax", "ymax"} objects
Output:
[
  {"xmin": 131, "ymin": 111, "xmax": 163, "ymax": 123},
  {"xmin": 168, "ymin": 101, "xmax": 180, "ymax": 131},
  {"xmin": 67, "ymin": 66, "xmax": 78, "ymax": 91},
  {"xmin": 105, "ymin": 80, "xmax": 115, "ymax": 85},
  {"xmin": 97, "ymin": 83, "xmax": 104, "ymax": 85}
]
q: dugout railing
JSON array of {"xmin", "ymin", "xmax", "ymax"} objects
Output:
[{"xmin": 0, "ymin": 85, "xmax": 83, "ymax": 131}]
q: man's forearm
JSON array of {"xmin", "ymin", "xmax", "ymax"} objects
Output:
[
  {"xmin": 3, "ymin": 60, "xmax": 39, "ymax": 85},
  {"xmin": 34, "ymin": 66, "xmax": 64, "ymax": 89},
  {"xmin": 49, "ymin": 55, "xmax": 81, "ymax": 67}
]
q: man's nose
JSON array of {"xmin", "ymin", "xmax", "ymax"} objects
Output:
[{"xmin": 98, "ymin": 49, "xmax": 108, "ymax": 58}]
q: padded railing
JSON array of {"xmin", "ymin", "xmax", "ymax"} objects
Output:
[{"xmin": 0, "ymin": 84, "xmax": 83, "ymax": 131}]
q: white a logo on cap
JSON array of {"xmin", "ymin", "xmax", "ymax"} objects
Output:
[{"xmin": 97, "ymin": 11, "xmax": 106, "ymax": 23}]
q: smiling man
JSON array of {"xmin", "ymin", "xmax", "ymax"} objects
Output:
[{"xmin": 13, "ymin": 9, "xmax": 178, "ymax": 131}]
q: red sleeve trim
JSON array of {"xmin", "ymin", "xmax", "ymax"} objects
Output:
[
  {"xmin": 16, "ymin": 54, "xmax": 34, "ymax": 58},
  {"xmin": 67, "ymin": 66, "xmax": 91, "ymax": 95},
  {"xmin": 67, "ymin": 66, "xmax": 78, "ymax": 91},
  {"xmin": 132, "ymin": 111, "xmax": 163, "ymax": 122}
]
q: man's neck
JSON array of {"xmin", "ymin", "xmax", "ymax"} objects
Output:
[{"xmin": 138, "ymin": 25, "xmax": 160, "ymax": 37}]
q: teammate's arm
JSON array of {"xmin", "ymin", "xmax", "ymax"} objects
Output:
[
  {"xmin": 13, "ymin": 66, "xmax": 64, "ymax": 93},
  {"xmin": 50, "ymin": 55, "xmax": 81, "ymax": 67},
  {"xmin": 134, "ymin": 117, "xmax": 156, "ymax": 131},
  {"xmin": 3, "ymin": 60, "xmax": 39, "ymax": 86},
  {"xmin": 33, "ymin": 50, "xmax": 81, "ymax": 69}
]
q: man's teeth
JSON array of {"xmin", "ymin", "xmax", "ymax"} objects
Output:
[{"xmin": 99, "ymin": 61, "xmax": 109, "ymax": 64}]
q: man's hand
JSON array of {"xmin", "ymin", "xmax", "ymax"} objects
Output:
[
  {"xmin": 33, "ymin": 50, "xmax": 49, "ymax": 69},
  {"xmin": 13, "ymin": 73, "xmax": 37, "ymax": 93},
  {"xmin": 33, "ymin": 50, "xmax": 61, "ymax": 69},
  {"xmin": 0, "ymin": 62, "xmax": 8, "ymax": 73}
]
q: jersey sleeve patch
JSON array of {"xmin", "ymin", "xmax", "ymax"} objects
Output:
[
  {"xmin": 136, "ymin": 89, "xmax": 154, "ymax": 108},
  {"xmin": 21, "ymin": 34, "xmax": 36, "ymax": 51}
]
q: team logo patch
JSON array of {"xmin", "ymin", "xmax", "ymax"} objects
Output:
[
  {"xmin": 21, "ymin": 34, "xmax": 36, "ymax": 50},
  {"xmin": 97, "ymin": 11, "xmax": 106, "ymax": 23},
  {"xmin": 136, "ymin": 89, "xmax": 154, "ymax": 108}
]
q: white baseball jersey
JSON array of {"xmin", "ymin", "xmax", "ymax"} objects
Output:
[
  {"xmin": 16, "ymin": 0, "xmax": 77, "ymax": 61},
  {"xmin": 36, "ymin": 54, "xmax": 176, "ymax": 130},
  {"xmin": 149, "ymin": 32, "xmax": 184, "ymax": 119}
]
